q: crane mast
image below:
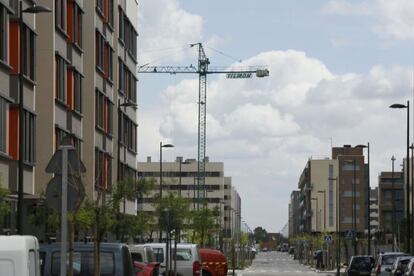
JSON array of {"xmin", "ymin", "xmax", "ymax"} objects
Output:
[{"xmin": 138, "ymin": 43, "xmax": 269, "ymax": 210}]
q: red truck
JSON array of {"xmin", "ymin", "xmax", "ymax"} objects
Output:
[{"xmin": 199, "ymin": 248, "xmax": 228, "ymax": 276}]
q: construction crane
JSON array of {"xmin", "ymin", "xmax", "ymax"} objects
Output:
[{"xmin": 138, "ymin": 43, "xmax": 269, "ymax": 209}]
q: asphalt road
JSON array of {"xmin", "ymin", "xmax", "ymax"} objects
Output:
[{"xmin": 234, "ymin": 251, "xmax": 330, "ymax": 276}]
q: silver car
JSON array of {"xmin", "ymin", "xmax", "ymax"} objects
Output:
[
  {"xmin": 145, "ymin": 243, "xmax": 202, "ymax": 276},
  {"xmin": 374, "ymin": 252, "xmax": 410, "ymax": 275}
]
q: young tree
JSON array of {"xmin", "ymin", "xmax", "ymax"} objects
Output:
[
  {"xmin": 0, "ymin": 185, "xmax": 11, "ymax": 231},
  {"xmin": 191, "ymin": 207, "xmax": 218, "ymax": 247}
]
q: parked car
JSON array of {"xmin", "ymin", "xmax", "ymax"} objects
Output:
[
  {"xmin": 375, "ymin": 252, "xmax": 410, "ymax": 276},
  {"xmin": 134, "ymin": 261, "xmax": 160, "ymax": 276},
  {"xmin": 199, "ymin": 248, "xmax": 228, "ymax": 276},
  {"xmin": 388, "ymin": 256, "xmax": 414, "ymax": 276},
  {"xmin": 39, "ymin": 242, "xmax": 135, "ymax": 276},
  {"xmin": 0, "ymin": 235, "xmax": 41, "ymax": 276},
  {"xmin": 404, "ymin": 258, "xmax": 414, "ymax": 275},
  {"xmin": 345, "ymin": 255, "xmax": 375, "ymax": 276},
  {"xmin": 145, "ymin": 243, "xmax": 202, "ymax": 276}
]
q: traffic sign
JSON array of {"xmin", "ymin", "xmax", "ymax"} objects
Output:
[
  {"xmin": 324, "ymin": 235, "xmax": 333, "ymax": 243},
  {"xmin": 45, "ymin": 175, "xmax": 85, "ymax": 212},
  {"xmin": 345, "ymin": 230, "xmax": 355, "ymax": 239}
]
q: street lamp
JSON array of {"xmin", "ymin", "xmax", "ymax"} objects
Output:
[
  {"xmin": 17, "ymin": 1, "xmax": 51, "ymax": 235},
  {"xmin": 389, "ymin": 101, "xmax": 410, "ymax": 253},
  {"xmin": 356, "ymin": 143, "xmax": 371, "ymax": 255},
  {"xmin": 159, "ymin": 142, "xmax": 174, "ymax": 241},
  {"xmin": 345, "ymin": 159, "xmax": 357, "ymax": 256},
  {"xmin": 391, "ymin": 155, "xmax": 396, "ymax": 251},
  {"xmin": 311, "ymin": 197, "xmax": 319, "ymax": 232},
  {"xmin": 317, "ymin": 190, "xmax": 326, "ymax": 231}
]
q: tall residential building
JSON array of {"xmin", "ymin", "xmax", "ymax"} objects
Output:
[
  {"xmin": 0, "ymin": 0, "xmax": 42, "ymax": 233},
  {"xmin": 378, "ymin": 171, "xmax": 404, "ymax": 244},
  {"xmin": 369, "ymin": 187, "xmax": 379, "ymax": 232},
  {"xmin": 298, "ymin": 145, "xmax": 367, "ymax": 234},
  {"xmin": 137, "ymin": 157, "xmax": 241, "ymax": 242},
  {"xmin": 289, "ymin": 190, "xmax": 300, "ymax": 237},
  {"xmin": 35, "ymin": 0, "xmax": 139, "ymax": 217}
]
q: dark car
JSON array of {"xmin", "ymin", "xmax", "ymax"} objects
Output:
[
  {"xmin": 388, "ymin": 256, "xmax": 414, "ymax": 276},
  {"xmin": 345, "ymin": 255, "xmax": 375, "ymax": 276},
  {"xmin": 39, "ymin": 242, "xmax": 135, "ymax": 276}
]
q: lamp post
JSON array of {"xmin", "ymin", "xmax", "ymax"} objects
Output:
[
  {"xmin": 317, "ymin": 190, "xmax": 327, "ymax": 231},
  {"xmin": 391, "ymin": 155, "xmax": 396, "ymax": 251},
  {"xmin": 356, "ymin": 143, "xmax": 371, "ymax": 255},
  {"xmin": 389, "ymin": 101, "xmax": 410, "ymax": 253},
  {"xmin": 17, "ymin": 1, "xmax": 51, "ymax": 235},
  {"xmin": 159, "ymin": 142, "xmax": 174, "ymax": 241},
  {"xmin": 345, "ymin": 159, "xmax": 357, "ymax": 256},
  {"xmin": 311, "ymin": 197, "xmax": 319, "ymax": 232}
]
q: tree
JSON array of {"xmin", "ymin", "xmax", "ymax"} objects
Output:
[
  {"xmin": 253, "ymin": 226, "xmax": 268, "ymax": 243},
  {"xmin": 0, "ymin": 184, "xmax": 11, "ymax": 231},
  {"xmin": 191, "ymin": 207, "xmax": 219, "ymax": 247}
]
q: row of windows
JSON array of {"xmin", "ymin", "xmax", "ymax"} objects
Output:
[
  {"xmin": 119, "ymin": 112, "xmax": 137, "ymax": 152},
  {"xmin": 95, "ymin": 149, "xmax": 112, "ymax": 190},
  {"xmin": 139, "ymin": 197, "xmax": 222, "ymax": 204},
  {"xmin": 138, "ymin": 171, "xmax": 222, "ymax": 178},
  {"xmin": 96, "ymin": 0, "xmax": 114, "ymax": 28},
  {"xmin": 0, "ymin": 4, "xmax": 7, "ymax": 62},
  {"xmin": 118, "ymin": 59, "xmax": 137, "ymax": 103},
  {"xmin": 158, "ymin": 184, "xmax": 221, "ymax": 191},
  {"xmin": 56, "ymin": 0, "xmax": 83, "ymax": 48},
  {"xmin": 118, "ymin": 8, "xmax": 137, "ymax": 60},
  {"xmin": 95, "ymin": 90, "xmax": 113, "ymax": 135},
  {"xmin": 55, "ymin": 55, "xmax": 82, "ymax": 113},
  {"xmin": 0, "ymin": 97, "xmax": 7, "ymax": 153},
  {"xmin": 119, "ymin": 162, "xmax": 137, "ymax": 182},
  {"xmin": 96, "ymin": 30, "xmax": 113, "ymax": 81}
]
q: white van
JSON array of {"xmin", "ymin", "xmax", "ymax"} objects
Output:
[
  {"xmin": 145, "ymin": 243, "xmax": 202, "ymax": 276},
  {"xmin": 0, "ymin": 235, "xmax": 41, "ymax": 276}
]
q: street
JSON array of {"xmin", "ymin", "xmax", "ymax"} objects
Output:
[{"xmin": 234, "ymin": 251, "xmax": 330, "ymax": 276}]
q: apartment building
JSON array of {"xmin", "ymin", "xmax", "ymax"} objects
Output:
[
  {"xmin": 35, "ymin": 0, "xmax": 138, "ymax": 217},
  {"xmin": 370, "ymin": 187, "xmax": 379, "ymax": 232},
  {"xmin": 378, "ymin": 171, "xmax": 404, "ymax": 244},
  {"xmin": 0, "ymin": 0, "xmax": 45, "ymax": 233},
  {"xmin": 298, "ymin": 158, "xmax": 338, "ymax": 233},
  {"xmin": 289, "ymin": 190, "xmax": 300, "ymax": 237},
  {"xmin": 137, "ymin": 157, "xmax": 241, "ymax": 242},
  {"xmin": 298, "ymin": 145, "xmax": 368, "ymax": 234}
]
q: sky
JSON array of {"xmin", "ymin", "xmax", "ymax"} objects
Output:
[{"xmin": 137, "ymin": 0, "xmax": 414, "ymax": 233}]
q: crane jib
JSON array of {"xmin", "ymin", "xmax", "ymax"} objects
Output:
[{"xmin": 226, "ymin": 72, "xmax": 253, "ymax": 79}]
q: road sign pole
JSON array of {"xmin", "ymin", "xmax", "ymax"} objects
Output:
[{"xmin": 60, "ymin": 146, "xmax": 69, "ymax": 276}]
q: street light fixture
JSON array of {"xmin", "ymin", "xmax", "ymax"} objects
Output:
[
  {"xmin": 389, "ymin": 101, "xmax": 410, "ymax": 253},
  {"xmin": 356, "ymin": 143, "xmax": 371, "ymax": 255},
  {"xmin": 17, "ymin": 1, "xmax": 51, "ymax": 235},
  {"xmin": 159, "ymin": 142, "xmax": 174, "ymax": 241}
]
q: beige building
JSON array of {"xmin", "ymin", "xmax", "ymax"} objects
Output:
[
  {"xmin": 35, "ymin": 0, "xmax": 139, "ymax": 217},
  {"xmin": 137, "ymin": 157, "xmax": 241, "ymax": 243}
]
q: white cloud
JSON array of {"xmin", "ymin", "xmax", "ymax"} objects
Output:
[
  {"xmin": 138, "ymin": 0, "xmax": 204, "ymax": 64},
  {"xmin": 323, "ymin": 0, "xmax": 414, "ymax": 40}
]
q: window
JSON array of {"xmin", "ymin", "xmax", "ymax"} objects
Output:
[
  {"xmin": 107, "ymin": 0, "xmax": 113, "ymax": 28},
  {"xmin": 22, "ymin": 26, "xmax": 36, "ymax": 81},
  {"xmin": 153, "ymin": 248, "xmax": 164, "ymax": 263},
  {"xmin": 95, "ymin": 91, "xmax": 113, "ymax": 135},
  {"xmin": 123, "ymin": 66, "xmax": 137, "ymax": 103},
  {"xmin": 72, "ymin": 136, "xmax": 82, "ymax": 156},
  {"xmin": 55, "ymin": 56, "xmax": 66, "ymax": 103},
  {"xmin": 96, "ymin": 0, "xmax": 104, "ymax": 14},
  {"xmin": 118, "ymin": 59, "xmax": 124, "ymax": 94},
  {"xmin": 118, "ymin": 8, "xmax": 124, "ymax": 43},
  {"xmin": 0, "ymin": 5, "xmax": 7, "ymax": 62},
  {"xmin": 72, "ymin": 2, "xmax": 83, "ymax": 47},
  {"xmin": 0, "ymin": 97, "xmax": 7, "ymax": 154},
  {"xmin": 55, "ymin": 0, "xmax": 66, "ymax": 31},
  {"xmin": 95, "ymin": 149, "xmax": 112, "ymax": 190},
  {"xmin": 119, "ymin": 7, "xmax": 137, "ymax": 60},
  {"xmin": 73, "ymin": 71, "xmax": 82, "ymax": 113},
  {"xmin": 105, "ymin": 43, "xmax": 113, "ymax": 80},
  {"xmin": 95, "ymin": 31, "xmax": 105, "ymax": 71},
  {"xmin": 120, "ymin": 112, "xmax": 137, "ymax": 152},
  {"xmin": 119, "ymin": 163, "xmax": 137, "ymax": 181},
  {"xmin": 55, "ymin": 127, "xmax": 69, "ymax": 150},
  {"xmin": 23, "ymin": 111, "xmax": 35, "ymax": 163}
]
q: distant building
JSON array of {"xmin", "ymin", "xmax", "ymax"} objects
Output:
[
  {"xmin": 378, "ymin": 171, "xmax": 404, "ymax": 244},
  {"xmin": 137, "ymin": 157, "xmax": 241, "ymax": 242},
  {"xmin": 369, "ymin": 187, "xmax": 379, "ymax": 232},
  {"xmin": 289, "ymin": 191, "xmax": 300, "ymax": 237}
]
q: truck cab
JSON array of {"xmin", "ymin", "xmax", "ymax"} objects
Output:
[{"xmin": 0, "ymin": 235, "xmax": 41, "ymax": 276}]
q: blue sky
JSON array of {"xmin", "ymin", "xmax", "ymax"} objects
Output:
[{"xmin": 138, "ymin": 0, "xmax": 414, "ymax": 232}]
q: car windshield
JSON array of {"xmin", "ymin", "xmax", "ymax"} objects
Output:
[
  {"xmin": 350, "ymin": 257, "xmax": 372, "ymax": 270},
  {"xmin": 384, "ymin": 255, "xmax": 403, "ymax": 265}
]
